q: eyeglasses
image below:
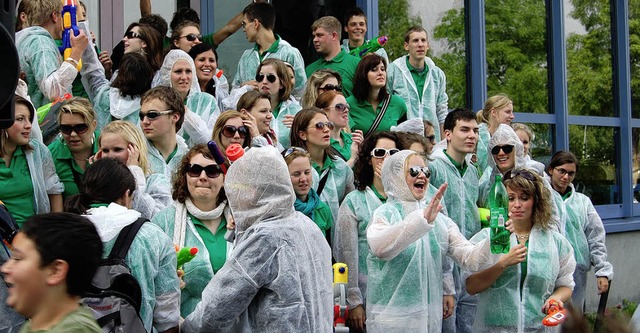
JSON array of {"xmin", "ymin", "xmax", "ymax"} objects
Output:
[
  {"xmin": 318, "ymin": 84, "xmax": 342, "ymax": 92},
  {"xmin": 139, "ymin": 110, "xmax": 172, "ymax": 121},
  {"xmin": 187, "ymin": 163, "xmax": 223, "ymax": 178},
  {"xmin": 222, "ymin": 125, "xmax": 249, "ymax": 139},
  {"xmin": 426, "ymin": 135, "xmax": 436, "ymax": 144},
  {"xmin": 179, "ymin": 33, "xmax": 202, "ymax": 42},
  {"xmin": 325, "ymin": 103, "xmax": 350, "ymax": 113},
  {"xmin": 124, "ymin": 30, "xmax": 142, "ymax": 39},
  {"xmin": 408, "ymin": 165, "xmax": 431, "ymax": 178},
  {"xmin": 282, "ymin": 147, "xmax": 308, "ymax": 158},
  {"xmin": 504, "ymin": 169, "xmax": 536, "ymax": 182},
  {"xmin": 554, "ymin": 167, "xmax": 576, "ymax": 178},
  {"xmin": 371, "ymin": 148, "xmax": 400, "ymax": 158},
  {"xmin": 59, "ymin": 123, "xmax": 89, "ymax": 135},
  {"xmin": 255, "ymin": 73, "xmax": 277, "ymax": 83},
  {"xmin": 308, "ymin": 121, "xmax": 335, "ymax": 131},
  {"xmin": 491, "ymin": 144, "xmax": 514, "ymax": 155}
]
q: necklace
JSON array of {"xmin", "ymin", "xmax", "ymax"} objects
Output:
[{"xmin": 516, "ymin": 233, "xmax": 530, "ymax": 240}]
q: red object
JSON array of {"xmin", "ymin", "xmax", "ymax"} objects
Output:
[
  {"xmin": 542, "ymin": 300, "xmax": 567, "ymax": 326},
  {"xmin": 226, "ymin": 143, "xmax": 245, "ymax": 163},
  {"xmin": 333, "ymin": 305, "xmax": 349, "ymax": 327},
  {"xmin": 216, "ymin": 69, "xmax": 224, "ymax": 78}
]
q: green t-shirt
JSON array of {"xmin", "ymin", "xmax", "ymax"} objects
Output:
[
  {"xmin": 312, "ymin": 201, "xmax": 333, "ymax": 236},
  {"xmin": 0, "ymin": 147, "xmax": 35, "ymax": 227},
  {"xmin": 329, "ymin": 131, "xmax": 353, "ymax": 162},
  {"xmin": 305, "ymin": 51, "xmax": 360, "ymax": 97},
  {"xmin": 19, "ymin": 305, "xmax": 102, "ymax": 333},
  {"xmin": 406, "ymin": 57, "xmax": 428, "ymax": 100},
  {"xmin": 48, "ymin": 131, "xmax": 100, "ymax": 199},
  {"xmin": 189, "ymin": 214, "xmax": 228, "ymax": 274},
  {"xmin": 347, "ymin": 94, "xmax": 407, "ymax": 134}
]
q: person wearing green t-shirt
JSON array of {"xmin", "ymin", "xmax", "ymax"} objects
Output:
[
  {"xmin": 306, "ymin": 16, "xmax": 361, "ymax": 98},
  {"xmin": 315, "ymin": 91, "xmax": 363, "ymax": 167},
  {"xmin": 347, "ymin": 54, "xmax": 407, "ymax": 135}
]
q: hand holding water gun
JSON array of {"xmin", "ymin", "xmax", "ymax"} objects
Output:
[
  {"xmin": 349, "ymin": 36, "xmax": 388, "ymax": 58},
  {"xmin": 542, "ymin": 299, "xmax": 567, "ymax": 326},
  {"xmin": 59, "ymin": 0, "xmax": 86, "ymax": 71}
]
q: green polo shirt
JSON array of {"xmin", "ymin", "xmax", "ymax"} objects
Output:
[
  {"xmin": 406, "ymin": 57, "xmax": 428, "ymax": 100},
  {"xmin": 254, "ymin": 35, "xmax": 281, "ymax": 62},
  {"xmin": 201, "ymin": 34, "xmax": 218, "ymax": 49},
  {"xmin": 347, "ymin": 94, "xmax": 407, "ymax": 134},
  {"xmin": 443, "ymin": 149, "xmax": 468, "ymax": 177},
  {"xmin": 329, "ymin": 131, "xmax": 353, "ymax": 161},
  {"xmin": 312, "ymin": 154, "xmax": 336, "ymax": 174},
  {"xmin": 48, "ymin": 131, "xmax": 100, "ymax": 199},
  {"xmin": 189, "ymin": 214, "xmax": 228, "ymax": 274},
  {"xmin": 312, "ymin": 201, "xmax": 333, "ymax": 236},
  {"xmin": 305, "ymin": 51, "xmax": 360, "ymax": 97},
  {"xmin": 0, "ymin": 148, "xmax": 36, "ymax": 227}
]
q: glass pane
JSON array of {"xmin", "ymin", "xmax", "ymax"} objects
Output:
[
  {"xmin": 632, "ymin": 3, "xmax": 640, "ymax": 118},
  {"xmin": 566, "ymin": 2, "xmax": 614, "ymax": 116},
  {"xmin": 633, "ymin": 128, "xmax": 640, "ymax": 201},
  {"xmin": 527, "ymin": 123, "xmax": 554, "ymax": 166},
  {"xmin": 569, "ymin": 125, "xmax": 620, "ymax": 205},
  {"xmin": 484, "ymin": 1, "xmax": 549, "ymax": 114},
  {"xmin": 214, "ymin": 0, "xmax": 249, "ymax": 80},
  {"xmin": 432, "ymin": 3, "xmax": 467, "ymax": 109}
]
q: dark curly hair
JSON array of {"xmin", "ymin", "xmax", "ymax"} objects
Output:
[
  {"xmin": 354, "ymin": 131, "xmax": 399, "ymax": 190},
  {"xmin": 172, "ymin": 144, "xmax": 226, "ymax": 205}
]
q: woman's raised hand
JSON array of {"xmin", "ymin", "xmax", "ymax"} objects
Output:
[{"xmin": 424, "ymin": 183, "xmax": 447, "ymax": 223}]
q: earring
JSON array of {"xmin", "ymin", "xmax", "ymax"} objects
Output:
[{"xmin": 91, "ymin": 132, "xmax": 95, "ymax": 145}]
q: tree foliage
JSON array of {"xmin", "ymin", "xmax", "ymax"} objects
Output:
[{"xmin": 378, "ymin": 0, "xmax": 422, "ymax": 61}]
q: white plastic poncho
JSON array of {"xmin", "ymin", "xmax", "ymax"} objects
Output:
[
  {"xmin": 128, "ymin": 165, "xmax": 172, "ymax": 220},
  {"xmin": 273, "ymin": 97, "xmax": 302, "ymax": 148},
  {"xmin": 465, "ymin": 227, "xmax": 576, "ymax": 332},
  {"xmin": 182, "ymin": 146, "xmax": 332, "ymax": 333},
  {"xmin": 390, "ymin": 117, "xmax": 425, "ymax": 135},
  {"xmin": 476, "ymin": 122, "xmax": 492, "ymax": 178},
  {"xmin": 562, "ymin": 183, "xmax": 613, "ymax": 308},
  {"xmin": 160, "ymin": 50, "xmax": 220, "ymax": 146},
  {"xmin": 365, "ymin": 150, "xmax": 493, "ymax": 333},
  {"xmin": 26, "ymin": 139, "xmax": 64, "ymax": 214},
  {"xmin": 84, "ymin": 203, "xmax": 180, "ymax": 332},
  {"xmin": 147, "ymin": 135, "xmax": 189, "ymax": 182},
  {"xmin": 387, "ymin": 56, "xmax": 449, "ymax": 141},
  {"xmin": 311, "ymin": 156, "xmax": 355, "ymax": 237}
]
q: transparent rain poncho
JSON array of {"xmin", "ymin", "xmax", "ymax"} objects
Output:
[
  {"xmin": 465, "ymin": 227, "xmax": 576, "ymax": 332},
  {"xmin": 26, "ymin": 139, "xmax": 64, "ymax": 214},
  {"xmin": 387, "ymin": 56, "xmax": 449, "ymax": 141},
  {"xmin": 128, "ymin": 165, "xmax": 172, "ymax": 220},
  {"xmin": 272, "ymin": 97, "xmax": 302, "ymax": 148},
  {"xmin": 365, "ymin": 150, "xmax": 493, "ymax": 333},
  {"xmin": 390, "ymin": 117, "xmax": 425, "ymax": 135},
  {"xmin": 311, "ymin": 156, "xmax": 355, "ymax": 237},
  {"xmin": 160, "ymin": 50, "xmax": 220, "ymax": 146},
  {"xmin": 562, "ymin": 183, "xmax": 613, "ymax": 308},
  {"xmin": 147, "ymin": 135, "xmax": 189, "ymax": 182},
  {"xmin": 182, "ymin": 146, "xmax": 332, "ymax": 333}
]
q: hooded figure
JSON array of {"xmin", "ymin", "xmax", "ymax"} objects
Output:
[
  {"xmin": 181, "ymin": 146, "xmax": 333, "ymax": 333},
  {"xmin": 365, "ymin": 150, "xmax": 493, "ymax": 333}
]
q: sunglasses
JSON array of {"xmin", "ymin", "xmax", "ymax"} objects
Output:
[
  {"xmin": 554, "ymin": 167, "xmax": 576, "ymax": 178},
  {"xmin": 491, "ymin": 145, "xmax": 514, "ymax": 155},
  {"xmin": 179, "ymin": 33, "xmax": 202, "ymax": 42},
  {"xmin": 326, "ymin": 103, "xmax": 350, "ymax": 113},
  {"xmin": 408, "ymin": 165, "xmax": 431, "ymax": 178},
  {"xmin": 282, "ymin": 146, "xmax": 308, "ymax": 158},
  {"xmin": 139, "ymin": 110, "xmax": 172, "ymax": 121},
  {"xmin": 187, "ymin": 163, "xmax": 223, "ymax": 178},
  {"xmin": 371, "ymin": 148, "xmax": 400, "ymax": 158},
  {"xmin": 255, "ymin": 73, "xmax": 277, "ymax": 83},
  {"xmin": 59, "ymin": 123, "xmax": 89, "ymax": 135},
  {"xmin": 504, "ymin": 169, "xmax": 536, "ymax": 182},
  {"xmin": 319, "ymin": 84, "xmax": 342, "ymax": 92},
  {"xmin": 222, "ymin": 125, "xmax": 249, "ymax": 139},
  {"xmin": 309, "ymin": 121, "xmax": 335, "ymax": 131},
  {"xmin": 124, "ymin": 30, "xmax": 142, "ymax": 39}
]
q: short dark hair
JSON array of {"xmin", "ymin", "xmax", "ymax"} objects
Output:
[
  {"xmin": 141, "ymin": 86, "xmax": 186, "ymax": 131},
  {"xmin": 170, "ymin": 20, "xmax": 200, "ymax": 50},
  {"xmin": 443, "ymin": 108, "xmax": 477, "ymax": 131},
  {"xmin": 547, "ymin": 150, "xmax": 579, "ymax": 176},
  {"xmin": 112, "ymin": 53, "xmax": 154, "ymax": 98},
  {"xmin": 188, "ymin": 42, "xmax": 218, "ymax": 63},
  {"xmin": 140, "ymin": 14, "xmax": 169, "ymax": 39},
  {"xmin": 173, "ymin": 144, "xmax": 227, "ymax": 205},
  {"xmin": 243, "ymin": 2, "xmax": 276, "ymax": 31},
  {"xmin": 352, "ymin": 53, "xmax": 388, "ymax": 102},
  {"xmin": 343, "ymin": 7, "xmax": 367, "ymax": 27},
  {"xmin": 170, "ymin": 7, "xmax": 200, "ymax": 31},
  {"xmin": 354, "ymin": 131, "xmax": 399, "ymax": 190},
  {"xmin": 404, "ymin": 26, "xmax": 428, "ymax": 43},
  {"xmin": 21, "ymin": 213, "xmax": 103, "ymax": 296}
]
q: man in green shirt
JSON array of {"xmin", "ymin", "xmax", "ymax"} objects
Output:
[{"xmin": 305, "ymin": 16, "xmax": 360, "ymax": 97}]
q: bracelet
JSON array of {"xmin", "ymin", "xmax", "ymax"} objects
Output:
[{"xmin": 66, "ymin": 57, "xmax": 79, "ymax": 66}]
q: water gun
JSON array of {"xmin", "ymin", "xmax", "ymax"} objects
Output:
[
  {"xmin": 215, "ymin": 69, "xmax": 224, "ymax": 79},
  {"xmin": 542, "ymin": 300, "xmax": 567, "ymax": 326},
  {"xmin": 59, "ymin": 0, "xmax": 82, "ymax": 71},
  {"xmin": 333, "ymin": 263, "xmax": 349, "ymax": 332},
  {"xmin": 349, "ymin": 36, "xmax": 388, "ymax": 58},
  {"xmin": 207, "ymin": 141, "xmax": 228, "ymax": 174},
  {"xmin": 176, "ymin": 245, "xmax": 198, "ymax": 270},
  {"xmin": 0, "ymin": 200, "xmax": 19, "ymax": 251}
]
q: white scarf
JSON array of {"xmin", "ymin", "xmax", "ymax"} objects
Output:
[{"xmin": 173, "ymin": 198, "xmax": 226, "ymax": 247}]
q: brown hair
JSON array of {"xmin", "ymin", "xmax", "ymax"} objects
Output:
[
  {"xmin": 503, "ymin": 169, "xmax": 553, "ymax": 230},
  {"xmin": 140, "ymin": 86, "xmax": 186, "ymax": 131},
  {"xmin": 211, "ymin": 110, "xmax": 251, "ymax": 153},
  {"xmin": 170, "ymin": 20, "xmax": 200, "ymax": 50},
  {"xmin": 311, "ymin": 16, "xmax": 341, "ymax": 34},
  {"xmin": 289, "ymin": 108, "xmax": 336, "ymax": 158},
  {"xmin": 0, "ymin": 96, "xmax": 34, "ymax": 156},
  {"xmin": 236, "ymin": 90, "xmax": 272, "ymax": 111},
  {"xmin": 314, "ymin": 90, "xmax": 344, "ymax": 109},
  {"xmin": 172, "ymin": 144, "xmax": 226, "ymax": 205},
  {"xmin": 257, "ymin": 58, "xmax": 292, "ymax": 102},
  {"xmin": 352, "ymin": 53, "xmax": 388, "ymax": 102}
]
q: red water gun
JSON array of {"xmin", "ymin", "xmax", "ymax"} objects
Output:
[{"xmin": 542, "ymin": 300, "xmax": 567, "ymax": 326}]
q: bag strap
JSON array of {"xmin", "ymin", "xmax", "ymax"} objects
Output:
[
  {"xmin": 364, "ymin": 94, "xmax": 392, "ymax": 138},
  {"xmin": 108, "ymin": 218, "xmax": 147, "ymax": 261},
  {"xmin": 316, "ymin": 168, "xmax": 331, "ymax": 196}
]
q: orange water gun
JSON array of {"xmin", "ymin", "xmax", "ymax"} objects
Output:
[{"xmin": 542, "ymin": 300, "xmax": 567, "ymax": 326}]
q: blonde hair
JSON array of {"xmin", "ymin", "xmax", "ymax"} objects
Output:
[
  {"xmin": 57, "ymin": 97, "xmax": 97, "ymax": 127},
  {"xmin": 481, "ymin": 94, "xmax": 512, "ymax": 124},
  {"xmin": 312, "ymin": 16, "xmax": 341, "ymax": 34},
  {"xmin": 29, "ymin": 0, "xmax": 62, "ymax": 27},
  {"xmin": 511, "ymin": 122, "xmax": 534, "ymax": 141},
  {"xmin": 301, "ymin": 69, "xmax": 342, "ymax": 108},
  {"xmin": 99, "ymin": 121, "xmax": 150, "ymax": 176}
]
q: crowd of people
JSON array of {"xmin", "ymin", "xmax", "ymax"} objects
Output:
[{"xmin": 0, "ymin": 0, "xmax": 617, "ymax": 332}]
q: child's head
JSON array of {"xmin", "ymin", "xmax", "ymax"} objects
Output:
[{"xmin": 1, "ymin": 213, "xmax": 102, "ymax": 317}]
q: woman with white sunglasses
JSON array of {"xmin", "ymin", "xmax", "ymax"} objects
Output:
[{"xmin": 315, "ymin": 91, "xmax": 363, "ymax": 167}]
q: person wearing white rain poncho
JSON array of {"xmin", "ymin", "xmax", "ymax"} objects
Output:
[
  {"xmin": 479, "ymin": 124, "xmax": 567, "ymax": 234},
  {"xmin": 365, "ymin": 150, "xmax": 494, "ymax": 333},
  {"xmin": 181, "ymin": 146, "xmax": 332, "ymax": 333},
  {"xmin": 475, "ymin": 94, "xmax": 515, "ymax": 177},
  {"xmin": 465, "ymin": 168, "xmax": 576, "ymax": 333},
  {"xmin": 159, "ymin": 50, "xmax": 220, "ymax": 146}
]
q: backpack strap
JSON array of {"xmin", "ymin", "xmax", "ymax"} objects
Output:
[{"xmin": 108, "ymin": 218, "xmax": 147, "ymax": 261}]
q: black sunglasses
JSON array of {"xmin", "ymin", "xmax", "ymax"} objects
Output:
[
  {"xmin": 504, "ymin": 169, "xmax": 536, "ymax": 182},
  {"xmin": 309, "ymin": 121, "xmax": 335, "ymax": 131},
  {"xmin": 139, "ymin": 110, "xmax": 172, "ymax": 121},
  {"xmin": 371, "ymin": 148, "xmax": 399, "ymax": 158},
  {"xmin": 491, "ymin": 144, "xmax": 514, "ymax": 155},
  {"xmin": 256, "ymin": 73, "xmax": 277, "ymax": 83},
  {"xmin": 59, "ymin": 123, "xmax": 89, "ymax": 135},
  {"xmin": 187, "ymin": 163, "xmax": 223, "ymax": 178},
  {"xmin": 408, "ymin": 165, "xmax": 431, "ymax": 178},
  {"xmin": 319, "ymin": 84, "xmax": 342, "ymax": 92},
  {"xmin": 179, "ymin": 33, "xmax": 202, "ymax": 42},
  {"xmin": 222, "ymin": 125, "xmax": 249, "ymax": 139},
  {"xmin": 124, "ymin": 30, "xmax": 142, "ymax": 39}
]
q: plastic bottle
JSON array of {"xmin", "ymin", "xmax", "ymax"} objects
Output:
[
  {"xmin": 488, "ymin": 174, "xmax": 510, "ymax": 254},
  {"xmin": 349, "ymin": 36, "xmax": 388, "ymax": 58}
]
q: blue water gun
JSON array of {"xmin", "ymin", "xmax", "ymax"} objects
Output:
[{"xmin": 59, "ymin": 0, "xmax": 82, "ymax": 70}]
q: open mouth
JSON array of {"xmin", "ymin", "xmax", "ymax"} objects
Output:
[{"xmin": 414, "ymin": 181, "xmax": 425, "ymax": 190}]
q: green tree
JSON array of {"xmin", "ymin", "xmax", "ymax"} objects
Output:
[{"xmin": 378, "ymin": 0, "xmax": 422, "ymax": 61}]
